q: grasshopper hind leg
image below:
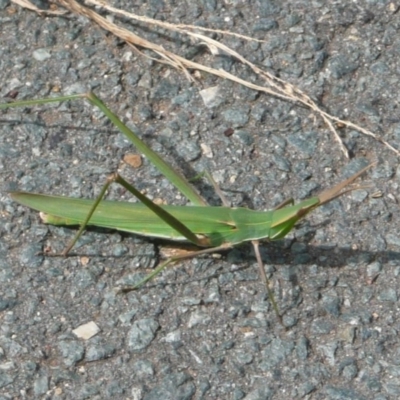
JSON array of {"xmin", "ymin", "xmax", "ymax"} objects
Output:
[{"xmin": 252, "ymin": 240, "xmax": 284, "ymax": 326}]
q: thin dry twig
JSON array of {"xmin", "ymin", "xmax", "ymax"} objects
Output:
[
  {"xmin": 11, "ymin": 0, "xmax": 400, "ymax": 157},
  {"xmin": 11, "ymin": 0, "xmax": 67, "ymax": 15},
  {"xmin": 86, "ymin": 0, "xmax": 268, "ymax": 44}
]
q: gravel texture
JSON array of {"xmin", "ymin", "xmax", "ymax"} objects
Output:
[{"xmin": 0, "ymin": 1, "xmax": 400, "ymax": 399}]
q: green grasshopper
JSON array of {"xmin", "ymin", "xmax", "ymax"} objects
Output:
[{"xmin": 2, "ymin": 92, "xmax": 375, "ymax": 321}]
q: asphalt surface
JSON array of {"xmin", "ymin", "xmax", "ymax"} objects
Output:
[{"xmin": 1, "ymin": 1, "xmax": 400, "ymax": 399}]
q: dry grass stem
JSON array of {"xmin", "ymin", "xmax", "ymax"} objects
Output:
[
  {"xmin": 11, "ymin": 0, "xmax": 400, "ymax": 157},
  {"xmin": 11, "ymin": 0, "xmax": 67, "ymax": 15}
]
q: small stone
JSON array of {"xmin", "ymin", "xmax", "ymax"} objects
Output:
[
  {"xmin": 85, "ymin": 343, "xmax": 115, "ymax": 362},
  {"xmin": 317, "ymin": 342, "xmax": 338, "ymax": 366},
  {"xmin": 366, "ymin": 261, "xmax": 382, "ymax": 278},
  {"xmin": 34, "ymin": 374, "xmax": 49, "ymax": 396},
  {"xmin": 32, "ymin": 49, "xmax": 51, "ymax": 61},
  {"xmin": 187, "ymin": 309, "xmax": 212, "ymax": 328},
  {"xmin": 123, "ymin": 153, "xmax": 142, "ymax": 168},
  {"xmin": 199, "ymin": 86, "xmax": 220, "ymax": 108},
  {"xmin": 164, "ymin": 330, "xmax": 182, "ymax": 343},
  {"xmin": 132, "ymin": 360, "xmax": 154, "ymax": 379},
  {"xmin": 386, "ymin": 234, "xmax": 400, "ymax": 248},
  {"xmin": 18, "ymin": 244, "xmax": 43, "ymax": 268},
  {"xmin": 378, "ymin": 288, "xmax": 398, "ymax": 302},
  {"xmin": 72, "ymin": 321, "xmax": 100, "ymax": 340},
  {"xmin": 221, "ymin": 106, "xmax": 250, "ymax": 127},
  {"xmin": 118, "ymin": 310, "xmax": 137, "ymax": 325},
  {"xmin": 328, "ymin": 55, "xmax": 359, "ymax": 79},
  {"xmin": 58, "ymin": 341, "xmax": 84, "ymax": 367},
  {"xmin": 137, "ymin": 71, "xmax": 152, "ymax": 89},
  {"xmin": 311, "ymin": 318, "xmax": 334, "ymax": 335},
  {"xmin": 200, "ymin": 143, "xmax": 213, "ymax": 158},
  {"xmin": 127, "ymin": 318, "xmax": 159, "ymax": 351}
]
